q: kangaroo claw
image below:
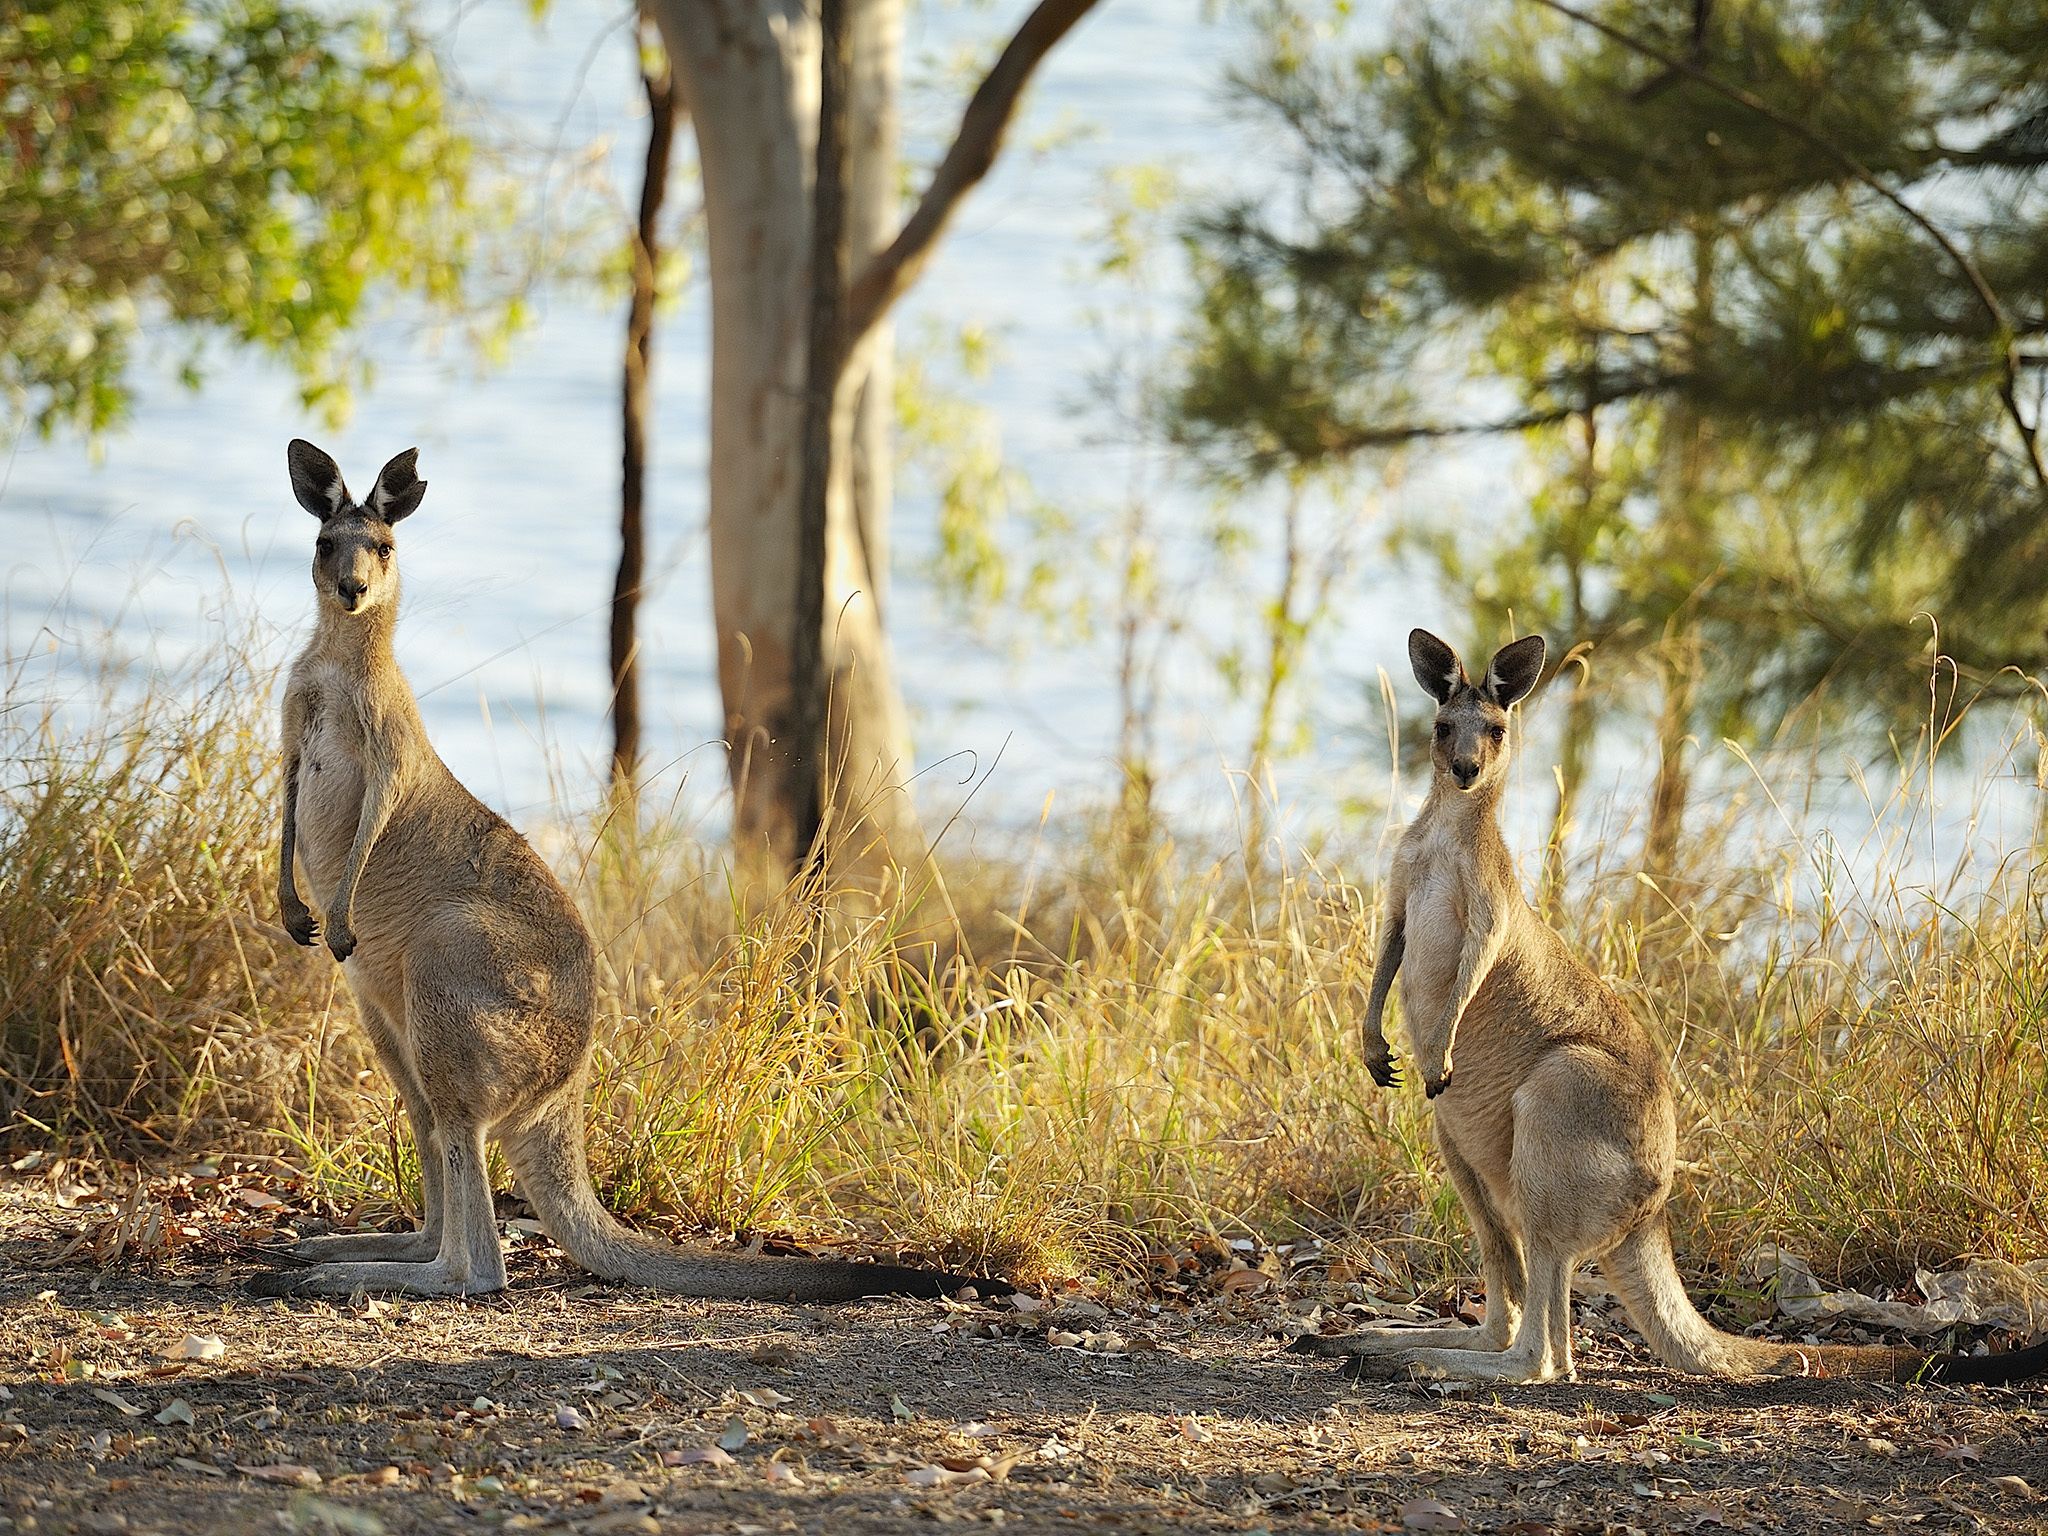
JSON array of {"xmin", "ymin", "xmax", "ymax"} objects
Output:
[
  {"xmin": 1367, "ymin": 1052, "xmax": 1401, "ymax": 1089},
  {"xmin": 1423, "ymin": 1070, "xmax": 1452, "ymax": 1099}
]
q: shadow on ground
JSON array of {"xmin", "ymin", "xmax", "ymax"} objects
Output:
[{"xmin": 2, "ymin": 1186, "xmax": 2044, "ymax": 1535}]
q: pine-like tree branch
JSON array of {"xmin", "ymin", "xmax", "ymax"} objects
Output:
[{"xmin": 1524, "ymin": 0, "xmax": 2048, "ymax": 499}]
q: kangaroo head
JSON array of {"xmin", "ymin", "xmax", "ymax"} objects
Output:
[
  {"xmin": 1408, "ymin": 628, "xmax": 1546, "ymax": 794},
  {"xmin": 288, "ymin": 439, "xmax": 425, "ymax": 617}
]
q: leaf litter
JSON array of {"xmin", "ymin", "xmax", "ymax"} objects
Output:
[{"xmin": 4, "ymin": 1176, "xmax": 2046, "ymax": 1534}]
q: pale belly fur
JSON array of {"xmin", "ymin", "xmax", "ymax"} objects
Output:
[
  {"xmin": 1400, "ymin": 862, "xmax": 1464, "ymax": 1031},
  {"xmin": 293, "ymin": 707, "xmax": 364, "ymax": 902}
]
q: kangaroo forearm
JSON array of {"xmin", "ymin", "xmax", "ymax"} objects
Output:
[
  {"xmin": 1420, "ymin": 927, "xmax": 1498, "ymax": 1094},
  {"xmin": 331, "ymin": 775, "xmax": 394, "ymax": 919},
  {"xmin": 1363, "ymin": 928, "xmax": 1404, "ymax": 1046},
  {"xmin": 278, "ymin": 759, "xmax": 303, "ymax": 907}
]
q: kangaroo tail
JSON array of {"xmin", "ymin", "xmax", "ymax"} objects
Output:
[
  {"xmin": 504, "ymin": 1097, "xmax": 1000, "ymax": 1303},
  {"xmin": 1598, "ymin": 1220, "xmax": 2048, "ymax": 1384},
  {"xmin": 1925, "ymin": 1337, "xmax": 2048, "ymax": 1385},
  {"xmin": 1597, "ymin": 1220, "xmax": 1916, "ymax": 1392}
]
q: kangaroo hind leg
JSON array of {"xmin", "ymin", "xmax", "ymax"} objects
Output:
[
  {"xmin": 1297, "ymin": 1137, "xmax": 1526, "ymax": 1360},
  {"xmin": 250, "ymin": 983, "xmax": 513, "ymax": 1299},
  {"xmin": 1343, "ymin": 1242, "xmax": 1576, "ymax": 1384},
  {"xmin": 290, "ymin": 1000, "xmax": 446, "ymax": 1263}
]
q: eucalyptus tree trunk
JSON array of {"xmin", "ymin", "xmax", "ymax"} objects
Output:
[
  {"xmin": 652, "ymin": 0, "xmax": 918, "ymax": 883},
  {"xmin": 651, "ymin": 0, "xmax": 1099, "ymax": 884}
]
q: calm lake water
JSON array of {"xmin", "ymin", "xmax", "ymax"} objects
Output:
[{"xmin": 3, "ymin": 0, "xmax": 2036, "ymax": 889}]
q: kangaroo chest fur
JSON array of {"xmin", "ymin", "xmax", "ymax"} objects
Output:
[
  {"xmin": 1396, "ymin": 812, "xmax": 1476, "ymax": 1041},
  {"xmin": 292, "ymin": 663, "xmax": 370, "ymax": 898}
]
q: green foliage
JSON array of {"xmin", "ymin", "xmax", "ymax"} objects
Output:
[
  {"xmin": 1178, "ymin": 0, "xmax": 2048, "ymax": 756},
  {"xmin": 898, "ymin": 320, "xmax": 1070, "ymax": 631},
  {"xmin": 0, "ymin": 0, "xmax": 490, "ymax": 435}
]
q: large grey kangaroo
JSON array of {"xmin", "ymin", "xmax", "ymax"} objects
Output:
[
  {"xmin": 1294, "ymin": 628, "xmax": 2047, "ymax": 1385},
  {"xmin": 264, "ymin": 440, "xmax": 989, "ymax": 1301}
]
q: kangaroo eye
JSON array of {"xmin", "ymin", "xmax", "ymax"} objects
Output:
[
  {"xmin": 1433, "ymin": 721, "xmax": 1452, "ymax": 740},
  {"xmin": 315, "ymin": 539, "xmax": 332, "ymax": 557},
  {"xmin": 1489, "ymin": 725, "xmax": 1507, "ymax": 743},
  {"xmin": 377, "ymin": 544, "xmax": 393, "ymax": 560}
]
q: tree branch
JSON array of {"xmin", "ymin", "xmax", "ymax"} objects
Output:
[
  {"xmin": 1268, "ymin": 370, "xmax": 1674, "ymax": 462},
  {"xmin": 842, "ymin": 0, "xmax": 1101, "ymax": 353},
  {"xmin": 1522, "ymin": 0, "xmax": 2048, "ymax": 498}
]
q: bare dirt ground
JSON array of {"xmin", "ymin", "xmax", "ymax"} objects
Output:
[{"xmin": 2, "ymin": 1172, "xmax": 2044, "ymax": 1536}]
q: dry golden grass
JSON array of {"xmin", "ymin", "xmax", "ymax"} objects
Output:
[
  {"xmin": 0, "ymin": 643, "xmax": 356, "ymax": 1154},
  {"xmin": 3, "ymin": 641, "xmax": 2043, "ymax": 1292}
]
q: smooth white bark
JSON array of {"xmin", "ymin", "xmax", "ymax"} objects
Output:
[{"xmin": 653, "ymin": 0, "xmax": 919, "ymax": 879}]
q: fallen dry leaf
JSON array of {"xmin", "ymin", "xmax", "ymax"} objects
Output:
[
  {"xmin": 162, "ymin": 1335, "xmax": 225, "ymax": 1363},
  {"xmin": 281, "ymin": 1495, "xmax": 386, "ymax": 1536},
  {"xmin": 236, "ymin": 1463, "xmax": 321, "ymax": 1487},
  {"xmin": 1401, "ymin": 1496, "xmax": 1469, "ymax": 1532},
  {"xmin": 89, "ymin": 1389, "xmax": 143, "ymax": 1418},
  {"xmin": 738, "ymin": 1387, "xmax": 792, "ymax": 1409},
  {"xmin": 154, "ymin": 1398, "xmax": 195, "ymax": 1426},
  {"xmin": 906, "ymin": 1464, "xmax": 991, "ymax": 1488},
  {"xmin": 663, "ymin": 1445, "xmax": 735, "ymax": 1468}
]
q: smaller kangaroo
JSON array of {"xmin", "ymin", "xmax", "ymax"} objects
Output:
[
  {"xmin": 1294, "ymin": 628, "xmax": 2048, "ymax": 1385},
  {"xmin": 266, "ymin": 440, "xmax": 992, "ymax": 1301}
]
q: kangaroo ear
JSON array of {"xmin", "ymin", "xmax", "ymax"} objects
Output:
[
  {"xmin": 366, "ymin": 447, "xmax": 426, "ymax": 524},
  {"xmin": 287, "ymin": 438, "xmax": 350, "ymax": 520},
  {"xmin": 1482, "ymin": 635, "xmax": 1547, "ymax": 708},
  {"xmin": 1408, "ymin": 628, "xmax": 1465, "ymax": 704}
]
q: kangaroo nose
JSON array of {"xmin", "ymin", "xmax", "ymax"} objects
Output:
[
  {"xmin": 1452, "ymin": 758, "xmax": 1479, "ymax": 786},
  {"xmin": 337, "ymin": 578, "xmax": 366, "ymax": 604}
]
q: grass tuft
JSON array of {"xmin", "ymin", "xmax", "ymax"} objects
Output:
[{"xmin": 4, "ymin": 633, "xmax": 2043, "ymax": 1292}]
